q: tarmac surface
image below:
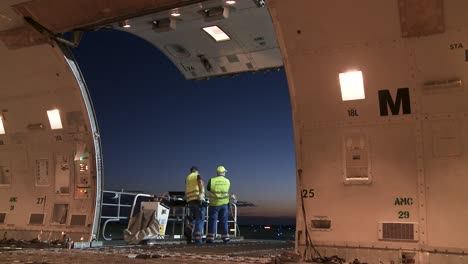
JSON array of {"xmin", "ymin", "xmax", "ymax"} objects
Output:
[{"xmin": 0, "ymin": 240, "xmax": 296, "ymax": 264}]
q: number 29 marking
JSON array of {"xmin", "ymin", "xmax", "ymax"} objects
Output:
[{"xmin": 398, "ymin": 211, "xmax": 410, "ymax": 219}]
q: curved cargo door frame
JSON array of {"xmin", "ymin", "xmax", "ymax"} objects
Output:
[{"xmin": 61, "ymin": 45, "xmax": 104, "ymax": 241}]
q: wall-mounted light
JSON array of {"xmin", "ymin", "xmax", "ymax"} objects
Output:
[
  {"xmin": 118, "ymin": 20, "xmax": 131, "ymax": 28},
  {"xmin": 339, "ymin": 70, "xmax": 365, "ymax": 101},
  {"xmin": 202, "ymin": 25, "xmax": 231, "ymax": 42},
  {"xmin": 226, "ymin": 0, "xmax": 237, "ymax": 4},
  {"xmin": 0, "ymin": 116, "xmax": 5, "ymax": 135},
  {"xmin": 47, "ymin": 109, "xmax": 63, "ymax": 130},
  {"xmin": 27, "ymin": 123, "xmax": 44, "ymax": 130}
]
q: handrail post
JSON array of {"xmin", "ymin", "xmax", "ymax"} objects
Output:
[
  {"xmin": 117, "ymin": 192, "xmax": 121, "ymax": 219},
  {"xmin": 233, "ymin": 203, "xmax": 237, "ymax": 237}
]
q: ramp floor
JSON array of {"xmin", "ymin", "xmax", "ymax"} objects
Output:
[{"xmin": 0, "ymin": 239, "xmax": 295, "ymax": 264}]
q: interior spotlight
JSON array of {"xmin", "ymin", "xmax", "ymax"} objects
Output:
[
  {"xmin": 119, "ymin": 20, "xmax": 131, "ymax": 28},
  {"xmin": 171, "ymin": 9, "xmax": 181, "ymax": 17}
]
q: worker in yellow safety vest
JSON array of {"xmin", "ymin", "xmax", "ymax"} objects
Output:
[
  {"xmin": 206, "ymin": 165, "xmax": 231, "ymax": 244},
  {"xmin": 185, "ymin": 166, "xmax": 205, "ymax": 244}
]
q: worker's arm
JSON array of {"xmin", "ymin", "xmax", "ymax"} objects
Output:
[
  {"xmin": 206, "ymin": 179, "xmax": 211, "ymax": 192},
  {"xmin": 197, "ymin": 175, "xmax": 204, "ymax": 194},
  {"xmin": 197, "ymin": 175, "xmax": 205, "ymax": 200}
]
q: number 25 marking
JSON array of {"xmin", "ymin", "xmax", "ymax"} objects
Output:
[{"xmin": 302, "ymin": 189, "xmax": 315, "ymax": 198}]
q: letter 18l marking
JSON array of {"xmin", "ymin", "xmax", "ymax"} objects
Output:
[{"xmin": 347, "ymin": 109, "xmax": 359, "ymax": 117}]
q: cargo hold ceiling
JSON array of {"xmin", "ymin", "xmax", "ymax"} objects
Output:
[
  {"xmin": 0, "ymin": 0, "xmax": 206, "ymax": 49},
  {"xmin": 0, "ymin": 0, "xmax": 282, "ymax": 80},
  {"xmin": 10, "ymin": 0, "xmax": 207, "ymax": 33},
  {"xmin": 113, "ymin": 0, "xmax": 283, "ymax": 79}
]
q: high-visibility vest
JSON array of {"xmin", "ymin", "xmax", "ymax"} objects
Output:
[
  {"xmin": 209, "ymin": 176, "xmax": 230, "ymax": 206},
  {"xmin": 186, "ymin": 173, "xmax": 203, "ymax": 202}
]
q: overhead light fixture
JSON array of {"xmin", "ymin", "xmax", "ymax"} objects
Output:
[
  {"xmin": 199, "ymin": 6, "xmax": 230, "ymax": 22},
  {"xmin": 152, "ymin": 18, "xmax": 177, "ymax": 32},
  {"xmin": 47, "ymin": 109, "xmax": 63, "ymax": 130},
  {"xmin": 202, "ymin": 26, "xmax": 230, "ymax": 42},
  {"xmin": 0, "ymin": 116, "xmax": 5, "ymax": 135},
  {"xmin": 226, "ymin": 0, "xmax": 237, "ymax": 4},
  {"xmin": 171, "ymin": 9, "xmax": 181, "ymax": 17},
  {"xmin": 118, "ymin": 20, "xmax": 131, "ymax": 28},
  {"xmin": 339, "ymin": 71, "xmax": 365, "ymax": 101}
]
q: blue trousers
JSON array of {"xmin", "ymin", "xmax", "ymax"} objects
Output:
[
  {"xmin": 206, "ymin": 204, "xmax": 230, "ymax": 243},
  {"xmin": 188, "ymin": 201, "xmax": 206, "ymax": 243}
]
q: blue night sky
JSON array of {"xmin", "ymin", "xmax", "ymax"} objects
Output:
[{"xmin": 72, "ymin": 30, "xmax": 296, "ymax": 223}]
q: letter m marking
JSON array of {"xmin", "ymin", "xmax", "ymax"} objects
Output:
[{"xmin": 378, "ymin": 88, "xmax": 411, "ymax": 116}]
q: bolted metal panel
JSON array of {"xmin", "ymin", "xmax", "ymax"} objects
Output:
[
  {"xmin": 269, "ymin": 0, "xmax": 468, "ymax": 260},
  {"xmin": 398, "ymin": 0, "xmax": 445, "ymax": 37},
  {"xmin": 0, "ymin": 166, "xmax": 11, "ymax": 185},
  {"xmin": 0, "ymin": 26, "xmax": 50, "ymax": 50}
]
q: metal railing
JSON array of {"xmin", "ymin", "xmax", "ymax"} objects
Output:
[
  {"xmin": 101, "ymin": 190, "xmax": 153, "ymax": 241},
  {"xmin": 128, "ymin": 193, "xmax": 154, "ymax": 218},
  {"xmin": 100, "ymin": 190, "xmax": 239, "ymax": 241},
  {"xmin": 204, "ymin": 203, "xmax": 238, "ymax": 237},
  {"xmin": 230, "ymin": 203, "xmax": 239, "ymax": 237}
]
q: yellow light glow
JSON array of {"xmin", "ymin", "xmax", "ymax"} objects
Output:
[
  {"xmin": 202, "ymin": 26, "xmax": 230, "ymax": 42},
  {"xmin": 0, "ymin": 116, "xmax": 5, "ymax": 134},
  {"xmin": 339, "ymin": 70, "xmax": 365, "ymax": 101},
  {"xmin": 226, "ymin": 0, "xmax": 237, "ymax": 4},
  {"xmin": 47, "ymin": 109, "xmax": 63, "ymax": 129}
]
